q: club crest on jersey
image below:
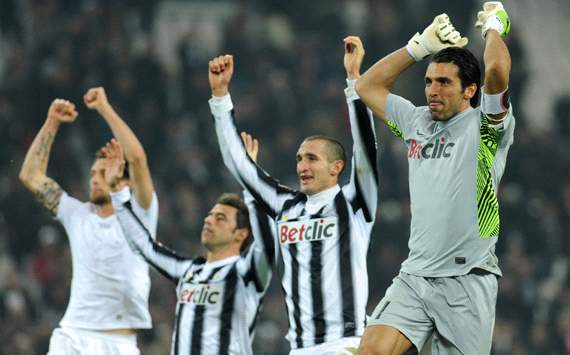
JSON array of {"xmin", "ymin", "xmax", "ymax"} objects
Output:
[
  {"xmin": 278, "ymin": 217, "xmax": 338, "ymax": 245},
  {"xmin": 179, "ymin": 284, "xmax": 223, "ymax": 305},
  {"xmin": 408, "ymin": 136, "xmax": 455, "ymax": 160}
]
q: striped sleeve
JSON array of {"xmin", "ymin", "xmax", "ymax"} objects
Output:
[
  {"xmin": 342, "ymin": 81, "xmax": 379, "ymax": 223},
  {"xmin": 239, "ymin": 190, "xmax": 276, "ymax": 293},
  {"xmin": 210, "ymin": 94, "xmax": 296, "ymax": 219},
  {"xmin": 111, "ymin": 188, "xmax": 193, "ymax": 283}
]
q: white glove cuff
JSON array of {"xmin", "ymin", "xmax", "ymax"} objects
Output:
[
  {"xmin": 482, "ymin": 16, "xmax": 504, "ymax": 39},
  {"xmin": 406, "ymin": 33, "xmax": 429, "ymax": 62}
]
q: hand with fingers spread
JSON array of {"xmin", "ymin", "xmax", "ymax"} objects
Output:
[
  {"xmin": 240, "ymin": 132, "xmax": 259, "ymax": 163},
  {"xmin": 84, "ymin": 87, "xmax": 111, "ymax": 113},
  {"xmin": 47, "ymin": 99, "xmax": 78, "ymax": 124},
  {"xmin": 101, "ymin": 139, "xmax": 126, "ymax": 191},
  {"xmin": 208, "ymin": 54, "xmax": 234, "ymax": 97},
  {"xmin": 406, "ymin": 13, "xmax": 469, "ymax": 61},
  {"xmin": 343, "ymin": 36, "xmax": 366, "ymax": 80}
]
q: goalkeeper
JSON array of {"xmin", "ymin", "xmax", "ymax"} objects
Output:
[{"xmin": 355, "ymin": 3, "xmax": 514, "ymax": 354}]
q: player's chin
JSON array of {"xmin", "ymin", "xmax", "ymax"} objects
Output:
[
  {"xmin": 90, "ymin": 193, "xmax": 110, "ymax": 206},
  {"xmin": 298, "ymin": 183, "xmax": 312, "ymax": 194},
  {"xmin": 430, "ymin": 111, "xmax": 448, "ymax": 121}
]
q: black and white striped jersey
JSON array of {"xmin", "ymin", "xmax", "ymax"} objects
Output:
[
  {"xmin": 209, "ymin": 81, "xmax": 379, "ymax": 349},
  {"xmin": 110, "ymin": 188, "xmax": 275, "ymax": 355}
]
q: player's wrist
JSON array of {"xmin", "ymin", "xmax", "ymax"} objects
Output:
[
  {"xmin": 406, "ymin": 33, "xmax": 430, "ymax": 62},
  {"xmin": 97, "ymin": 102, "xmax": 115, "ymax": 116},
  {"xmin": 46, "ymin": 115, "xmax": 63, "ymax": 127},
  {"xmin": 346, "ymin": 73, "xmax": 360, "ymax": 80},
  {"xmin": 212, "ymin": 87, "xmax": 229, "ymax": 97}
]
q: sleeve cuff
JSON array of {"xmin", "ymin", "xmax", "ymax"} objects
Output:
[
  {"xmin": 110, "ymin": 186, "xmax": 131, "ymax": 209},
  {"xmin": 208, "ymin": 94, "xmax": 234, "ymax": 116},
  {"xmin": 345, "ymin": 79, "xmax": 360, "ymax": 101}
]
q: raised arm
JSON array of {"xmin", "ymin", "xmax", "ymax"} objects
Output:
[
  {"xmin": 84, "ymin": 87, "xmax": 154, "ymax": 209},
  {"xmin": 240, "ymin": 190, "xmax": 276, "ymax": 293},
  {"xmin": 19, "ymin": 99, "xmax": 78, "ymax": 215},
  {"xmin": 475, "ymin": 2, "xmax": 512, "ymax": 123},
  {"xmin": 356, "ymin": 14, "xmax": 468, "ymax": 122},
  {"xmin": 102, "ymin": 142, "xmax": 192, "ymax": 283},
  {"xmin": 208, "ymin": 55, "xmax": 295, "ymax": 219},
  {"xmin": 237, "ymin": 133, "xmax": 277, "ymax": 292},
  {"xmin": 342, "ymin": 36, "xmax": 379, "ymax": 222}
]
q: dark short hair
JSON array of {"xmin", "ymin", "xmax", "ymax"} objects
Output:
[
  {"xmin": 216, "ymin": 193, "xmax": 252, "ymax": 253},
  {"xmin": 302, "ymin": 135, "xmax": 347, "ymax": 175},
  {"xmin": 431, "ymin": 47, "xmax": 481, "ymax": 107},
  {"xmin": 95, "ymin": 147, "xmax": 130, "ymax": 180}
]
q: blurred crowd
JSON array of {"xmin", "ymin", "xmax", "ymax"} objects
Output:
[{"xmin": 0, "ymin": 1, "xmax": 568, "ymax": 354}]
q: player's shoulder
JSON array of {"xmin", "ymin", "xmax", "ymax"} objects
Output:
[{"xmin": 58, "ymin": 192, "xmax": 92, "ymax": 216}]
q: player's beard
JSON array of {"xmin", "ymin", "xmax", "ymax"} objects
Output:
[{"xmin": 90, "ymin": 194, "xmax": 111, "ymax": 206}]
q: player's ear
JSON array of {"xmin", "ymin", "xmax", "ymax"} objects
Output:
[
  {"xmin": 463, "ymin": 83, "xmax": 477, "ymax": 100},
  {"xmin": 234, "ymin": 228, "xmax": 249, "ymax": 243},
  {"xmin": 330, "ymin": 160, "xmax": 344, "ymax": 177}
]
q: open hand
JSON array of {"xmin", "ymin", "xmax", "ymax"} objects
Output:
[
  {"xmin": 101, "ymin": 138, "xmax": 125, "ymax": 190},
  {"xmin": 241, "ymin": 131, "xmax": 259, "ymax": 162}
]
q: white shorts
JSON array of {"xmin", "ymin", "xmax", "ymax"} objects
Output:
[
  {"xmin": 47, "ymin": 327, "xmax": 139, "ymax": 355},
  {"xmin": 289, "ymin": 337, "xmax": 360, "ymax": 355}
]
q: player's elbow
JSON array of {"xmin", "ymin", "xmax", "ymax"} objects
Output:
[
  {"xmin": 18, "ymin": 168, "xmax": 32, "ymax": 186},
  {"xmin": 18, "ymin": 170, "xmax": 38, "ymax": 192},
  {"xmin": 126, "ymin": 150, "xmax": 148, "ymax": 167}
]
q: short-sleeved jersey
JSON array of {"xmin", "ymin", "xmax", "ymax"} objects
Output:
[
  {"xmin": 56, "ymin": 192, "xmax": 159, "ymax": 329},
  {"xmin": 385, "ymin": 93, "xmax": 515, "ymax": 277}
]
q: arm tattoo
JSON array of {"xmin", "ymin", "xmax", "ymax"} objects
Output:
[
  {"xmin": 34, "ymin": 131, "xmax": 55, "ymax": 168},
  {"xmin": 34, "ymin": 179, "xmax": 63, "ymax": 215}
]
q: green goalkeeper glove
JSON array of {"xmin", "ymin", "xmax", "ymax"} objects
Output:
[
  {"xmin": 406, "ymin": 13, "xmax": 468, "ymax": 62},
  {"xmin": 475, "ymin": 1, "xmax": 511, "ymax": 39}
]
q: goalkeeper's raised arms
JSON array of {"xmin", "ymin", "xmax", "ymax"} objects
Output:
[
  {"xmin": 406, "ymin": 13, "xmax": 468, "ymax": 62},
  {"xmin": 475, "ymin": 1, "xmax": 511, "ymax": 39}
]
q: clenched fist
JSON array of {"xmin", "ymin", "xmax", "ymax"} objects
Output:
[
  {"xmin": 47, "ymin": 99, "xmax": 78, "ymax": 124},
  {"xmin": 83, "ymin": 87, "xmax": 111, "ymax": 112},
  {"xmin": 208, "ymin": 54, "xmax": 234, "ymax": 97},
  {"xmin": 343, "ymin": 36, "xmax": 365, "ymax": 80}
]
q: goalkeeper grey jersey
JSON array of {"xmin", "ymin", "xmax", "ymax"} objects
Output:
[
  {"xmin": 385, "ymin": 93, "xmax": 515, "ymax": 277},
  {"xmin": 111, "ymin": 188, "xmax": 274, "ymax": 355},
  {"xmin": 210, "ymin": 84, "xmax": 379, "ymax": 349}
]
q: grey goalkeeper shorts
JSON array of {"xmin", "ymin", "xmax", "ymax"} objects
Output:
[{"xmin": 368, "ymin": 270, "xmax": 498, "ymax": 354}]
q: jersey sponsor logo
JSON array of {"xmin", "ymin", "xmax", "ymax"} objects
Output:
[
  {"xmin": 408, "ymin": 137, "xmax": 455, "ymax": 160},
  {"xmin": 179, "ymin": 284, "xmax": 223, "ymax": 305},
  {"xmin": 278, "ymin": 217, "xmax": 338, "ymax": 245}
]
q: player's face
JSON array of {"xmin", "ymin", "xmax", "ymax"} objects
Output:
[
  {"xmin": 424, "ymin": 62, "xmax": 472, "ymax": 121},
  {"xmin": 296, "ymin": 140, "xmax": 338, "ymax": 195},
  {"xmin": 201, "ymin": 204, "xmax": 241, "ymax": 250},
  {"xmin": 89, "ymin": 159, "xmax": 111, "ymax": 205}
]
